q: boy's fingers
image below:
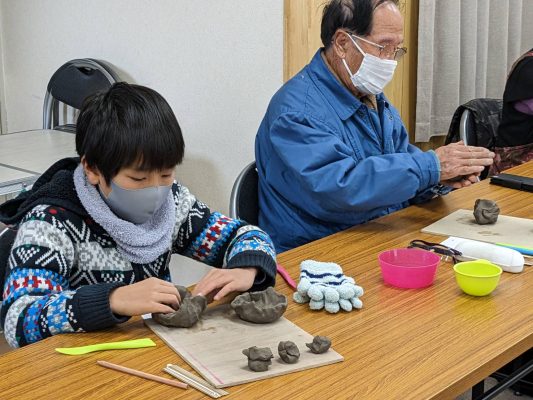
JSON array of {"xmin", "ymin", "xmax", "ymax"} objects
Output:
[
  {"xmin": 158, "ymin": 284, "xmax": 181, "ymax": 304},
  {"xmin": 153, "ymin": 303, "xmax": 176, "ymax": 314},
  {"xmin": 194, "ymin": 272, "xmax": 230, "ymax": 297},
  {"xmin": 156, "ymin": 293, "xmax": 180, "ymax": 308},
  {"xmin": 214, "ymin": 283, "xmax": 237, "ymax": 301},
  {"xmin": 195, "ymin": 278, "xmax": 225, "ymax": 298}
]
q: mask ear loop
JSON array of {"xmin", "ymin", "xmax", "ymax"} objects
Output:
[
  {"xmin": 347, "ymin": 34, "xmax": 366, "ymax": 56},
  {"xmin": 340, "ymin": 31, "xmax": 366, "ymax": 75},
  {"xmin": 341, "ymin": 58, "xmax": 354, "ymax": 75}
]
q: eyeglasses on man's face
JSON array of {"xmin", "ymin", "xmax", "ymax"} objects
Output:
[{"xmin": 350, "ymin": 33, "xmax": 407, "ymax": 61}]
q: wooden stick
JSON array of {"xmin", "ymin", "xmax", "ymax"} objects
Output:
[{"xmin": 97, "ymin": 360, "xmax": 188, "ymax": 389}]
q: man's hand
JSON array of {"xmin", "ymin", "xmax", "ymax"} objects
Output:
[
  {"xmin": 434, "ymin": 141, "xmax": 494, "ymax": 182},
  {"xmin": 109, "ymin": 277, "xmax": 181, "ymax": 316},
  {"xmin": 441, "ymin": 172, "xmax": 481, "ymax": 189},
  {"xmin": 192, "ymin": 268, "xmax": 258, "ymax": 302}
]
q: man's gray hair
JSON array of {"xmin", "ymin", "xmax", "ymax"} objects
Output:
[{"xmin": 321, "ymin": 0, "xmax": 400, "ymax": 47}]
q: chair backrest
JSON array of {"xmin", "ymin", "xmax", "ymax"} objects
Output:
[
  {"xmin": 446, "ymin": 98, "xmax": 503, "ymax": 180},
  {"xmin": 43, "ymin": 58, "xmax": 120, "ymax": 132},
  {"xmin": 229, "ymin": 161, "xmax": 259, "ymax": 226},
  {"xmin": 459, "ymin": 109, "xmax": 476, "ymax": 146}
]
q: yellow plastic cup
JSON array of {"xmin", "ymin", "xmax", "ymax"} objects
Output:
[{"xmin": 453, "ymin": 259, "xmax": 502, "ymax": 296}]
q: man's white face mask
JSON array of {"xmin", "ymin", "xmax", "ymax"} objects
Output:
[{"xmin": 341, "ymin": 33, "xmax": 397, "ymax": 95}]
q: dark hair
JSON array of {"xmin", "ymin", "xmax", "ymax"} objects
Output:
[
  {"xmin": 76, "ymin": 82, "xmax": 185, "ymax": 184},
  {"xmin": 321, "ymin": 0, "xmax": 400, "ymax": 48}
]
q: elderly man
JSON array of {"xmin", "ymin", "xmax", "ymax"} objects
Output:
[{"xmin": 255, "ymin": 0, "xmax": 494, "ymax": 252}]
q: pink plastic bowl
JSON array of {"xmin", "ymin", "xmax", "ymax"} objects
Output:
[{"xmin": 378, "ymin": 248, "xmax": 441, "ymax": 289}]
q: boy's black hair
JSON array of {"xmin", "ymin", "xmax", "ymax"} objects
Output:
[
  {"xmin": 321, "ymin": 0, "xmax": 400, "ymax": 48},
  {"xmin": 76, "ymin": 82, "xmax": 185, "ymax": 184}
]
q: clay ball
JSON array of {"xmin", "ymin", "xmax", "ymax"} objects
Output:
[
  {"xmin": 152, "ymin": 285, "xmax": 207, "ymax": 328},
  {"xmin": 306, "ymin": 336, "xmax": 331, "ymax": 354},
  {"xmin": 473, "ymin": 199, "xmax": 500, "ymax": 225},
  {"xmin": 278, "ymin": 341, "xmax": 300, "ymax": 364},
  {"xmin": 231, "ymin": 286, "xmax": 288, "ymax": 324}
]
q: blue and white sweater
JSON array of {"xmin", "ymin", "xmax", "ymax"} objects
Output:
[{"xmin": 0, "ymin": 164, "xmax": 276, "ymax": 348}]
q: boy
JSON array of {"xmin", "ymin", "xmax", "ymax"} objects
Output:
[{"xmin": 0, "ymin": 83, "xmax": 276, "ymax": 348}]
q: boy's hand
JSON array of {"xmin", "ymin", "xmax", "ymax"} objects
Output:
[
  {"xmin": 109, "ymin": 277, "xmax": 181, "ymax": 316},
  {"xmin": 192, "ymin": 268, "xmax": 258, "ymax": 302}
]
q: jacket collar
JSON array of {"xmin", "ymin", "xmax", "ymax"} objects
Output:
[{"xmin": 307, "ymin": 49, "xmax": 388, "ymax": 120}]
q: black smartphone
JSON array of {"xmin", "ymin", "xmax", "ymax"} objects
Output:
[{"xmin": 490, "ymin": 173, "xmax": 533, "ymax": 192}]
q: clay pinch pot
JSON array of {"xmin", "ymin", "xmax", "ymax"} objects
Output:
[
  {"xmin": 231, "ymin": 286, "xmax": 288, "ymax": 324},
  {"xmin": 152, "ymin": 285, "xmax": 207, "ymax": 328}
]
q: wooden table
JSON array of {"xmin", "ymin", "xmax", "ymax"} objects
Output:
[
  {"xmin": 1, "ymin": 162, "xmax": 532, "ymax": 400},
  {"xmin": 0, "ymin": 129, "xmax": 75, "ymax": 196}
]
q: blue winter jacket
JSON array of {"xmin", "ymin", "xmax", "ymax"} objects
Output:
[{"xmin": 255, "ymin": 50, "xmax": 446, "ymax": 253}]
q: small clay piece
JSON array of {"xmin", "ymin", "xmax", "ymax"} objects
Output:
[
  {"xmin": 306, "ymin": 336, "xmax": 331, "ymax": 354},
  {"xmin": 231, "ymin": 286, "xmax": 288, "ymax": 324},
  {"xmin": 242, "ymin": 346, "xmax": 274, "ymax": 372},
  {"xmin": 152, "ymin": 285, "xmax": 207, "ymax": 328},
  {"xmin": 278, "ymin": 341, "xmax": 300, "ymax": 364},
  {"xmin": 473, "ymin": 199, "xmax": 500, "ymax": 225}
]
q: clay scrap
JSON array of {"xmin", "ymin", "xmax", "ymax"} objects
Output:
[
  {"xmin": 231, "ymin": 286, "xmax": 288, "ymax": 323},
  {"xmin": 278, "ymin": 341, "xmax": 300, "ymax": 364},
  {"xmin": 473, "ymin": 199, "xmax": 500, "ymax": 225},
  {"xmin": 242, "ymin": 346, "xmax": 274, "ymax": 372},
  {"xmin": 152, "ymin": 285, "xmax": 207, "ymax": 328},
  {"xmin": 306, "ymin": 336, "xmax": 331, "ymax": 354}
]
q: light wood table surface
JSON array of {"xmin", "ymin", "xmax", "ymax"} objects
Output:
[{"xmin": 1, "ymin": 162, "xmax": 532, "ymax": 400}]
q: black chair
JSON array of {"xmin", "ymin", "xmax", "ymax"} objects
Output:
[
  {"xmin": 43, "ymin": 58, "xmax": 120, "ymax": 133},
  {"xmin": 229, "ymin": 161, "xmax": 259, "ymax": 226},
  {"xmin": 459, "ymin": 109, "xmax": 476, "ymax": 146},
  {"xmin": 446, "ymin": 98, "xmax": 503, "ymax": 180}
]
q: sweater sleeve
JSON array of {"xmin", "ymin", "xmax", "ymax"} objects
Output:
[
  {"xmin": 171, "ymin": 184, "xmax": 276, "ymax": 290},
  {"xmin": 1, "ymin": 205, "xmax": 127, "ymax": 348}
]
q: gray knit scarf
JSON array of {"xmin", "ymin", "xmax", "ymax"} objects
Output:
[{"xmin": 73, "ymin": 165, "xmax": 176, "ymax": 264}]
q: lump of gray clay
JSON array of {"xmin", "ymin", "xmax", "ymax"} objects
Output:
[
  {"xmin": 152, "ymin": 285, "xmax": 207, "ymax": 328},
  {"xmin": 306, "ymin": 336, "xmax": 331, "ymax": 354},
  {"xmin": 242, "ymin": 346, "xmax": 273, "ymax": 372},
  {"xmin": 278, "ymin": 341, "xmax": 300, "ymax": 364},
  {"xmin": 473, "ymin": 199, "xmax": 500, "ymax": 225},
  {"xmin": 231, "ymin": 286, "xmax": 287, "ymax": 324}
]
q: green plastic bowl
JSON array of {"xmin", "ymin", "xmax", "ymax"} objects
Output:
[{"xmin": 453, "ymin": 259, "xmax": 502, "ymax": 296}]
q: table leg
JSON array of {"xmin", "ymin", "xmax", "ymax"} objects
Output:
[{"xmin": 472, "ymin": 380, "xmax": 484, "ymax": 399}]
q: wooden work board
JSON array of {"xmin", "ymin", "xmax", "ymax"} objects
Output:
[
  {"xmin": 421, "ymin": 209, "xmax": 533, "ymax": 248},
  {"xmin": 145, "ymin": 304, "xmax": 343, "ymax": 388}
]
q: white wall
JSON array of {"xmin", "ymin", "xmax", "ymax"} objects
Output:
[
  {"xmin": 0, "ymin": 0, "xmax": 283, "ymax": 285},
  {"xmin": 0, "ymin": 0, "xmax": 283, "ymax": 214},
  {"xmin": 0, "ymin": 4, "xmax": 6, "ymax": 134}
]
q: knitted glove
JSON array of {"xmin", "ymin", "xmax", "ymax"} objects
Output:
[{"xmin": 293, "ymin": 260, "xmax": 363, "ymax": 313}]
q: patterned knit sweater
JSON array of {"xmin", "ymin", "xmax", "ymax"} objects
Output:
[{"xmin": 0, "ymin": 162, "xmax": 276, "ymax": 348}]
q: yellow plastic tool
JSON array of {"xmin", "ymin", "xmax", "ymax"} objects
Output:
[{"xmin": 55, "ymin": 338, "xmax": 156, "ymax": 355}]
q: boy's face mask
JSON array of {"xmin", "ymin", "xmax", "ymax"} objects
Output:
[
  {"xmin": 341, "ymin": 33, "xmax": 397, "ymax": 95},
  {"xmin": 99, "ymin": 180, "xmax": 172, "ymax": 224}
]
